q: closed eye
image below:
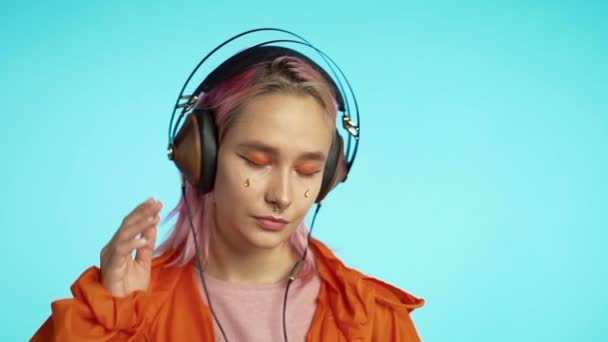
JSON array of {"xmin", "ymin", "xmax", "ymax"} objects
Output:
[
  {"xmin": 239, "ymin": 154, "xmax": 322, "ymax": 177},
  {"xmin": 296, "ymin": 165, "xmax": 322, "ymax": 178},
  {"xmin": 239, "ymin": 155, "xmax": 268, "ymax": 168},
  {"xmin": 297, "ymin": 170, "xmax": 322, "ymax": 178}
]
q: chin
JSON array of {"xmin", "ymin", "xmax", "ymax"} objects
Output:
[{"xmin": 244, "ymin": 227, "xmax": 293, "ymax": 251}]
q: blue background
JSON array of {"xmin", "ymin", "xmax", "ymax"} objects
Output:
[{"xmin": 1, "ymin": 0, "xmax": 606, "ymax": 340}]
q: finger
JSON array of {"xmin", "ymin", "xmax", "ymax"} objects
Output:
[
  {"xmin": 103, "ymin": 235, "xmax": 150, "ymax": 270},
  {"xmin": 116, "ymin": 214, "xmax": 160, "ymax": 244},
  {"xmin": 115, "ymin": 200, "xmax": 162, "ymax": 242},
  {"xmin": 121, "ymin": 198, "xmax": 154, "ymax": 226},
  {"xmin": 127, "ymin": 201, "xmax": 162, "ymax": 229},
  {"xmin": 114, "ymin": 234, "xmax": 151, "ymax": 257},
  {"xmin": 135, "ymin": 226, "xmax": 158, "ymax": 265},
  {"xmin": 121, "ymin": 198, "xmax": 160, "ymax": 227}
]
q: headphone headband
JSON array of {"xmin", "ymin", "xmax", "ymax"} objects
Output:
[
  {"xmin": 167, "ymin": 28, "xmax": 360, "ymax": 202},
  {"xmin": 192, "ymin": 45, "xmax": 345, "ymax": 112}
]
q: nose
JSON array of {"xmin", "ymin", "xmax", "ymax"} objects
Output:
[{"xmin": 265, "ymin": 168, "xmax": 292, "ymax": 212}]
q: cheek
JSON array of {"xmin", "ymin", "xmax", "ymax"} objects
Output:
[
  {"xmin": 214, "ymin": 155, "xmax": 260, "ymax": 208},
  {"xmin": 291, "ymin": 172, "xmax": 325, "ymax": 201}
]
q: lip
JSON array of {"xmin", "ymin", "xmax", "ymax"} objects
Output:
[{"xmin": 253, "ymin": 216, "xmax": 290, "ymax": 231}]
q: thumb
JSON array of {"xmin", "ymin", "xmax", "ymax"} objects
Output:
[{"xmin": 134, "ymin": 225, "xmax": 158, "ymax": 266}]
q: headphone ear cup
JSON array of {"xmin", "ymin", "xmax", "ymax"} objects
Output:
[
  {"xmin": 316, "ymin": 130, "xmax": 348, "ymax": 203},
  {"xmin": 171, "ymin": 109, "xmax": 218, "ymax": 193}
]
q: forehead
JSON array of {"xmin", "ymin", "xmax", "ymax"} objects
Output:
[{"xmin": 222, "ymin": 93, "xmax": 334, "ymax": 155}]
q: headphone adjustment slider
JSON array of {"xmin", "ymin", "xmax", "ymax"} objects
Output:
[
  {"xmin": 342, "ymin": 115, "xmax": 360, "ymax": 139},
  {"xmin": 176, "ymin": 95, "xmax": 199, "ymax": 113},
  {"xmin": 167, "ymin": 145, "xmax": 175, "ymax": 161}
]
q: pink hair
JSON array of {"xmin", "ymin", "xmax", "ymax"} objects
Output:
[{"xmin": 155, "ymin": 55, "xmax": 338, "ymax": 279}]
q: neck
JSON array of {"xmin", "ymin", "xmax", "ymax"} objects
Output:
[{"xmin": 203, "ymin": 226, "xmax": 299, "ymax": 284}]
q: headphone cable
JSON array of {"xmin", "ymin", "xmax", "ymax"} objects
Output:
[
  {"xmin": 182, "ymin": 185, "xmax": 322, "ymax": 342},
  {"xmin": 282, "ymin": 202, "xmax": 321, "ymax": 342},
  {"xmin": 182, "ymin": 185, "xmax": 229, "ymax": 342}
]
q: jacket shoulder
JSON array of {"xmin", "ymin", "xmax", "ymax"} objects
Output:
[
  {"xmin": 310, "ymin": 238, "xmax": 424, "ymax": 312},
  {"xmin": 361, "ymin": 274, "xmax": 425, "ymax": 312},
  {"xmin": 310, "ymin": 239, "xmax": 424, "ymax": 340}
]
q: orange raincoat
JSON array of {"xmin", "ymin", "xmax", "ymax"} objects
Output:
[{"xmin": 32, "ymin": 238, "xmax": 424, "ymax": 341}]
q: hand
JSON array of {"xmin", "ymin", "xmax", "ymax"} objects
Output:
[{"xmin": 100, "ymin": 198, "xmax": 163, "ymax": 298}]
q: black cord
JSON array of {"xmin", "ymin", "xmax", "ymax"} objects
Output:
[
  {"xmin": 282, "ymin": 277, "xmax": 295, "ymax": 342},
  {"xmin": 181, "ymin": 185, "xmax": 230, "ymax": 342},
  {"xmin": 183, "ymin": 183, "xmax": 322, "ymax": 342},
  {"xmin": 282, "ymin": 203, "xmax": 322, "ymax": 342}
]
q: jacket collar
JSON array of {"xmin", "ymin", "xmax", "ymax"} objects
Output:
[
  {"xmin": 151, "ymin": 238, "xmax": 424, "ymax": 327},
  {"xmin": 310, "ymin": 238, "xmax": 424, "ymax": 326}
]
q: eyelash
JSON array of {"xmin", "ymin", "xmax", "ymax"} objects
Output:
[
  {"xmin": 298, "ymin": 170, "xmax": 320, "ymax": 178},
  {"xmin": 239, "ymin": 155, "xmax": 320, "ymax": 178},
  {"xmin": 242, "ymin": 157, "xmax": 267, "ymax": 168}
]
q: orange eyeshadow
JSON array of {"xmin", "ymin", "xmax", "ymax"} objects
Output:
[
  {"xmin": 245, "ymin": 152, "xmax": 272, "ymax": 165},
  {"xmin": 296, "ymin": 163, "xmax": 321, "ymax": 174}
]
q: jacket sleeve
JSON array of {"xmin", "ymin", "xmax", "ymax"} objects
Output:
[
  {"xmin": 371, "ymin": 303, "xmax": 422, "ymax": 342},
  {"xmin": 31, "ymin": 266, "xmax": 151, "ymax": 342}
]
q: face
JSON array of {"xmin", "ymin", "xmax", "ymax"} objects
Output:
[{"xmin": 211, "ymin": 93, "xmax": 334, "ymax": 254}]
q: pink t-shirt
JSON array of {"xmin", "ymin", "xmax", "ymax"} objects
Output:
[{"xmin": 193, "ymin": 266, "xmax": 321, "ymax": 342}]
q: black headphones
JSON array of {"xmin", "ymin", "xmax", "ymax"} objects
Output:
[{"xmin": 166, "ymin": 28, "xmax": 360, "ymax": 203}]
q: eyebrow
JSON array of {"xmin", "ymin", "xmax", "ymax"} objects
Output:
[{"xmin": 236, "ymin": 140, "xmax": 327, "ymax": 162}]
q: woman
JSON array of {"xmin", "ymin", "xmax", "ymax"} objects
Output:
[{"xmin": 32, "ymin": 33, "xmax": 424, "ymax": 341}]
